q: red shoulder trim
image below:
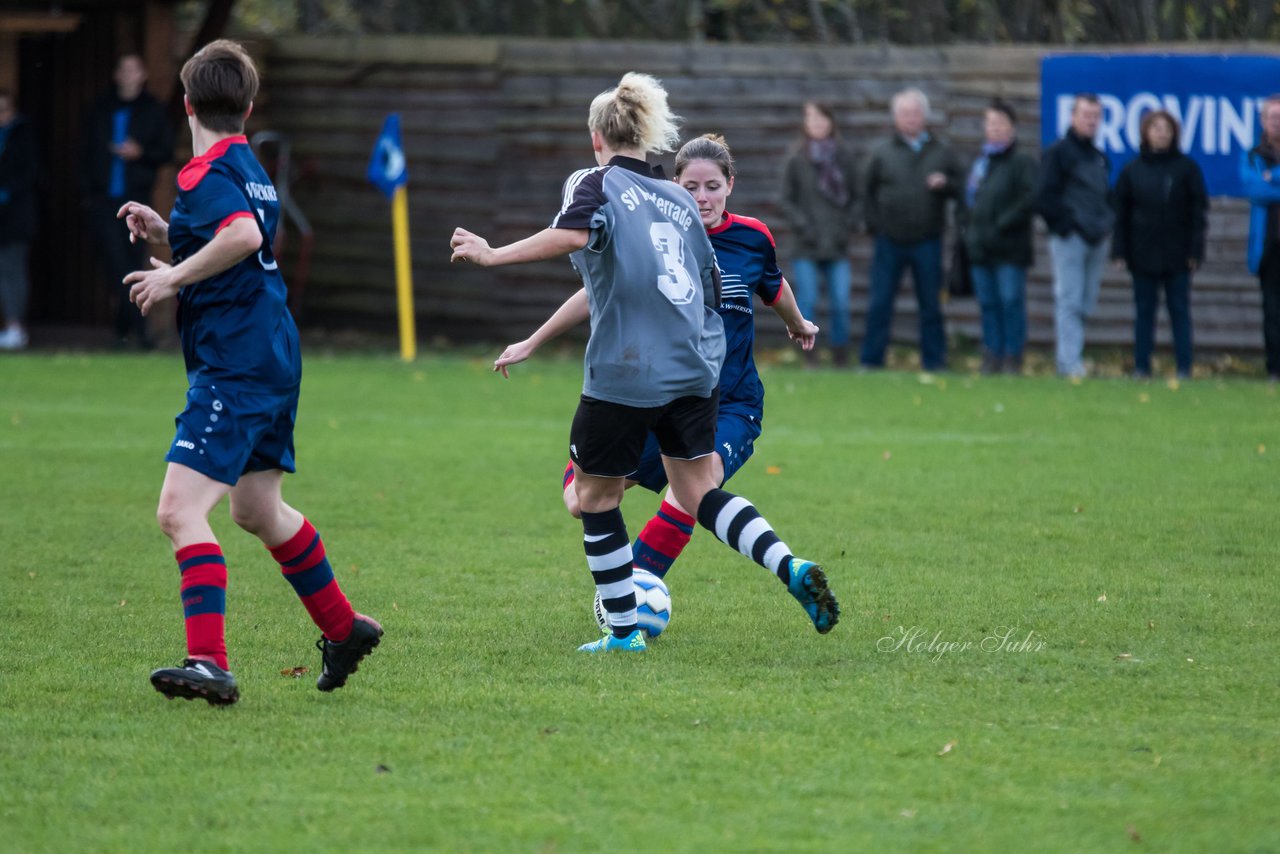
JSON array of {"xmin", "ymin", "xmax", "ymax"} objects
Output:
[
  {"xmin": 763, "ymin": 278, "xmax": 784, "ymax": 307},
  {"xmin": 215, "ymin": 211, "xmax": 256, "ymax": 234},
  {"xmin": 177, "ymin": 135, "xmax": 249, "ymax": 191},
  {"xmin": 724, "ymin": 212, "xmax": 777, "ymax": 247}
]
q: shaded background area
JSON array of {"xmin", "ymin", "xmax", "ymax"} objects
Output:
[
  {"xmin": 260, "ymin": 37, "xmax": 1265, "ymax": 352},
  {"xmin": 0, "ymin": 0, "xmax": 1273, "ymax": 355}
]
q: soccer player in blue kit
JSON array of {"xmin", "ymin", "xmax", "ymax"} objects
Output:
[
  {"xmin": 495, "ymin": 134, "xmax": 818, "ymax": 584},
  {"xmin": 119, "ymin": 40, "xmax": 381, "ymax": 704},
  {"xmin": 452, "ymin": 74, "xmax": 841, "ymax": 652}
]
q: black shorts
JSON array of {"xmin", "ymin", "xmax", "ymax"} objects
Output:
[{"xmin": 569, "ymin": 390, "xmax": 719, "ymax": 479}]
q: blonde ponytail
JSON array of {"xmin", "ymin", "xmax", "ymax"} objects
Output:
[{"xmin": 588, "ymin": 72, "xmax": 681, "ymax": 155}]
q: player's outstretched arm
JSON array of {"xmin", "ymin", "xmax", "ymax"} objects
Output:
[
  {"xmin": 116, "ymin": 201, "xmax": 170, "ymax": 245},
  {"xmin": 494, "ymin": 288, "xmax": 589, "ymax": 378},
  {"xmin": 451, "ymin": 227, "xmax": 588, "ymax": 267},
  {"xmin": 126, "ymin": 217, "xmax": 263, "ymax": 316},
  {"xmin": 769, "ymin": 278, "xmax": 818, "ymax": 351}
]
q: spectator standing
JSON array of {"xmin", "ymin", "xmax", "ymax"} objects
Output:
[
  {"xmin": 1038, "ymin": 93, "xmax": 1114, "ymax": 378},
  {"xmin": 780, "ymin": 101, "xmax": 857, "ymax": 367},
  {"xmin": 82, "ymin": 54, "xmax": 173, "ymax": 349},
  {"xmin": 1112, "ymin": 110, "xmax": 1207, "ymax": 380},
  {"xmin": 1241, "ymin": 95, "xmax": 1280, "ymax": 382},
  {"xmin": 0, "ymin": 90, "xmax": 39, "ymax": 351},
  {"xmin": 861, "ymin": 88, "xmax": 962, "ymax": 372},
  {"xmin": 961, "ymin": 99, "xmax": 1037, "ymax": 375}
]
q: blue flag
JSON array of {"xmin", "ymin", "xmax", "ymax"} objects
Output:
[{"xmin": 367, "ymin": 113, "xmax": 408, "ymax": 199}]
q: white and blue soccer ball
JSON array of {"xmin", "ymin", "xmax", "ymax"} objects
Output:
[{"xmin": 593, "ymin": 568, "xmax": 672, "ymax": 638}]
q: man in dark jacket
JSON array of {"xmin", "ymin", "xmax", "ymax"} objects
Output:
[
  {"xmin": 0, "ymin": 90, "xmax": 39, "ymax": 351},
  {"xmin": 1037, "ymin": 93, "xmax": 1114, "ymax": 378},
  {"xmin": 82, "ymin": 54, "xmax": 173, "ymax": 348},
  {"xmin": 860, "ymin": 87, "xmax": 963, "ymax": 372},
  {"xmin": 1240, "ymin": 95, "xmax": 1280, "ymax": 382}
]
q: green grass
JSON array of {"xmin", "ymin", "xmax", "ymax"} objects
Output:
[{"xmin": 2, "ymin": 350, "xmax": 1278, "ymax": 853}]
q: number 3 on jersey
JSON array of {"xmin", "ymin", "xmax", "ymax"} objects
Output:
[
  {"xmin": 650, "ymin": 222, "xmax": 696, "ymax": 305},
  {"xmin": 255, "ymin": 206, "xmax": 278, "ymax": 271}
]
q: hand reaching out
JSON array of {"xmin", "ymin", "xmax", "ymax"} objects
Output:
[
  {"xmin": 126, "ymin": 258, "xmax": 179, "ymax": 316},
  {"xmin": 451, "ymin": 228, "xmax": 494, "ymax": 266},
  {"xmin": 117, "ymin": 201, "xmax": 169, "ymax": 245},
  {"xmin": 493, "ymin": 339, "xmax": 538, "ymax": 378},
  {"xmin": 788, "ymin": 319, "xmax": 819, "ymax": 351}
]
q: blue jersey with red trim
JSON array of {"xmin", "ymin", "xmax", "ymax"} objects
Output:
[
  {"xmin": 709, "ymin": 212, "xmax": 782, "ymax": 420},
  {"xmin": 168, "ymin": 136, "xmax": 300, "ymax": 392}
]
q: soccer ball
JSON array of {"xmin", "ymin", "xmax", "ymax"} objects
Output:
[{"xmin": 593, "ymin": 568, "xmax": 672, "ymax": 638}]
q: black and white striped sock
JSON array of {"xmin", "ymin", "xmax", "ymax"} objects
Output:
[
  {"xmin": 696, "ymin": 488, "xmax": 793, "ymax": 583},
  {"xmin": 581, "ymin": 508, "xmax": 638, "ymax": 638}
]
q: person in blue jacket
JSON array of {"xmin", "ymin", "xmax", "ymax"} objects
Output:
[{"xmin": 1241, "ymin": 95, "xmax": 1280, "ymax": 382}]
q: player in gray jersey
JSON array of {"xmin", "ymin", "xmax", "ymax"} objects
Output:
[
  {"xmin": 552, "ymin": 150, "xmax": 725, "ymax": 408},
  {"xmin": 452, "ymin": 73, "xmax": 840, "ymax": 652}
]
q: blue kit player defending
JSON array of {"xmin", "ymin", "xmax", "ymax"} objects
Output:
[
  {"xmin": 495, "ymin": 134, "xmax": 820, "ymax": 586},
  {"xmin": 452, "ymin": 74, "xmax": 840, "ymax": 652},
  {"xmin": 119, "ymin": 40, "xmax": 381, "ymax": 704}
]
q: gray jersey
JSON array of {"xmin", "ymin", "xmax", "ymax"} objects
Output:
[{"xmin": 551, "ymin": 156, "xmax": 724, "ymax": 408}]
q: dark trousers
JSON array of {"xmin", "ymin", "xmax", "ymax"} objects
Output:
[
  {"xmin": 860, "ymin": 235, "xmax": 946, "ymax": 370},
  {"xmin": 87, "ymin": 196, "xmax": 151, "ymax": 344},
  {"xmin": 1262, "ymin": 253, "xmax": 1280, "ymax": 376},
  {"xmin": 1132, "ymin": 271, "xmax": 1192, "ymax": 375}
]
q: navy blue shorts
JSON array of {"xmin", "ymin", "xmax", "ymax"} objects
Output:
[
  {"xmin": 631, "ymin": 408, "xmax": 762, "ymax": 493},
  {"xmin": 165, "ymin": 384, "xmax": 298, "ymax": 486}
]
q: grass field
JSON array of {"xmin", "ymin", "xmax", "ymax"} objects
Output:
[{"xmin": 2, "ymin": 350, "xmax": 1278, "ymax": 852}]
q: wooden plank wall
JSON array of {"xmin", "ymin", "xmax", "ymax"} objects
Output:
[{"xmin": 261, "ymin": 36, "xmax": 1266, "ymax": 353}]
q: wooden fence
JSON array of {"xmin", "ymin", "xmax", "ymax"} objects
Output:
[{"xmin": 259, "ymin": 36, "xmax": 1268, "ymax": 355}]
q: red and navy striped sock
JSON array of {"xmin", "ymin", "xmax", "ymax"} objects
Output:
[
  {"xmin": 633, "ymin": 499, "xmax": 695, "ymax": 579},
  {"xmin": 269, "ymin": 519, "xmax": 355, "ymax": 643},
  {"xmin": 562, "ymin": 460, "xmax": 575, "ymax": 489},
  {"xmin": 176, "ymin": 543, "xmax": 228, "ymax": 670}
]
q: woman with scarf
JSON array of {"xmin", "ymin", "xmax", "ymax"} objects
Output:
[
  {"xmin": 961, "ymin": 99, "xmax": 1038, "ymax": 374},
  {"xmin": 780, "ymin": 101, "xmax": 858, "ymax": 367},
  {"xmin": 1112, "ymin": 110, "xmax": 1207, "ymax": 380}
]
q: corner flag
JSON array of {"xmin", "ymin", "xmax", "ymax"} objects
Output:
[
  {"xmin": 367, "ymin": 113, "xmax": 408, "ymax": 199},
  {"xmin": 368, "ymin": 113, "xmax": 415, "ymax": 361}
]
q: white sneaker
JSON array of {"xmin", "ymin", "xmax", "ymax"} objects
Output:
[{"xmin": 0, "ymin": 326, "xmax": 28, "ymax": 351}]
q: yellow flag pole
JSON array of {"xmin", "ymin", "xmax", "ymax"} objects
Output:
[{"xmin": 391, "ymin": 184, "xmax": 416, "ymax": 361}]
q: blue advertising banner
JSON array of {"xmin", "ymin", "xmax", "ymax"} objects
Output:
[{"xmin": 1040, "ymin": 54, "xmax": 1280, "ymax": 197}]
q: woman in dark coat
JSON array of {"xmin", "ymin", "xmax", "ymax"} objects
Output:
[
  {"xmin": 779, "ymin": 101, "xmax": 858, "ymax": 367},
  {"xmin": 962, "ymin": 100, "xmax": 1038, "ymax": 374},
  {"xmin": 1112, "ymin": 110, "xmax": 1208, "ymax": 379}
]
